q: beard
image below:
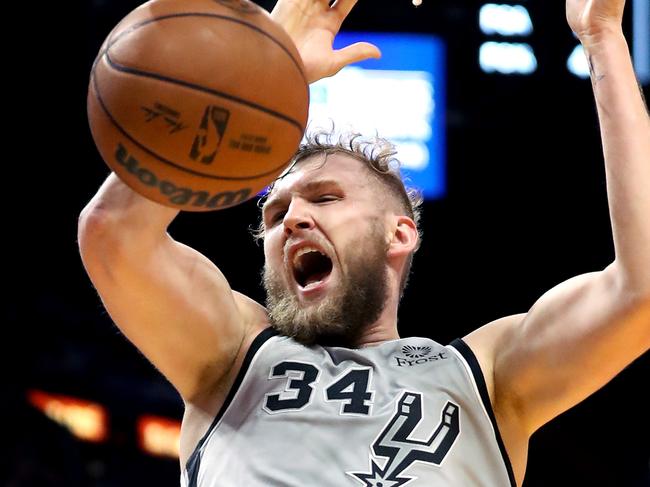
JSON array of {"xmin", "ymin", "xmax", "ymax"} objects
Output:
[{"xmin": 262, "ymin": 224, "xmax": 389, "ymax": 347}]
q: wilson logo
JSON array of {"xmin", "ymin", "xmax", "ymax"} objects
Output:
[{"xmin": 114, "ymin": 143, "xmax": 251, "ymax": 209}]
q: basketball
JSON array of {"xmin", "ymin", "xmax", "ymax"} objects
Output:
[{"xmin": 87, "ymin": 0, "xmax": 309, "ymax": 211}]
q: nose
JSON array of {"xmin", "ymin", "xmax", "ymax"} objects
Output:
[{"xmin": 283, "ymin": 198, "xmax": 315, "ymax": 235}]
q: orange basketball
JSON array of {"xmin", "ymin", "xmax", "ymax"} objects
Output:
[{"xmin": 87, "ymin": 0, "xmax": 309, "ymax": 211}]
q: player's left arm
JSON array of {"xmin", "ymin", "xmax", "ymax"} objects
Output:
[{"xmin": 473, "ymin": 0, "xmax": 650, "ymax": 436}]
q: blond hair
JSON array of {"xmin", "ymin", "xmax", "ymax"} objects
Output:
[{"xmin": 252, "ymin": 127, "xmax": 423, "ymax": 297}]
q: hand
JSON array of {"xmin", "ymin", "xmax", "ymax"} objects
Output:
[
  {"xmin": 566, "ymin": 0, "xmax": 626, "ymax": 44},
  {"xmin": 271, "ymin": 0, "xmax": 381, "ymax": 84}
]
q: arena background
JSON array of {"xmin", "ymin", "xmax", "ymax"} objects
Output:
[{"xmin": 6, "ymin": 0, "xmax": 649, "ymax": 485}]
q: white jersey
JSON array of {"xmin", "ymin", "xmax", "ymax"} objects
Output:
[{"xmin": 181, "ymin": 328, "xmax": 516, "ymax": 486}]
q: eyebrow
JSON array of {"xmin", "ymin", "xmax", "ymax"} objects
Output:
[{"xmin": 262, "ymin": 179, "xmax": 342, "ymax": 213}]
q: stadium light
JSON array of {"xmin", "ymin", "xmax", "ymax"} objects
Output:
[
  {"xmin": 479, "ymin": 4, "xmax": 533, "ymax": 37},
  {"xmin": 27, "ymin": 390, "xmax": 108, "ymax": 442},
  {"xmin": 479, "ymin": 42, "xmax": 538, "ymax": 74},
  {"xmin": 137, "ymin": 415, "xmax": 181, "ymax": 458},
  {"xmin": 567, "ymin": 44, "xmax": 590, "ymax": 79}
]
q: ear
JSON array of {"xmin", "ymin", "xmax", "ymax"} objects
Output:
[{"xmin": 386, "ymin": 215, "xmax": 418, "ymax": 259}]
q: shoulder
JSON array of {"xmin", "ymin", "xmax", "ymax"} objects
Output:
[
  {"xmin": 233, "ymin": 291, "xmax": 270, "ymax": 330},
  {"xmin": 180, "ymin": 322, "xmax": 276, "ymax": 463},
  {"xmin": 460, "ymin": 313, "xmax": 526, "ymax": 406},
  {"xmin": 460, "ymin": 313, "xmax": 531, "ymax": 481}
]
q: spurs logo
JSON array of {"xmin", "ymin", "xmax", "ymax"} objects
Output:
[{"xmin": 348, "ymin": 392, "xmax": 460, "ymax": 486}]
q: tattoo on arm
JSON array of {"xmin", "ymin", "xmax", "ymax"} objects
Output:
[
  {"xmin": 588, "ymin": 55, "xmax": 606, "ymax": 83},
  {"xmin": 586, "ymin": 54, "xmax": 649, "ymax": 119},
  {"xmin": 637, "ymin": 79, "xmax": 650, "ymax": 118}
]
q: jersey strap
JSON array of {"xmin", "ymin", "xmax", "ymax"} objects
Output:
[
  {"xmin": 449, "ymin": 338, "xmax": 517, "ymax": 487},
  {"xmin": 185, "ymin": 326, "xmax": 279, "ymax": 485}
]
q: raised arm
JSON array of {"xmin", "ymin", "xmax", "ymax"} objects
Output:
[
  {"xmin": 79, "ymin": 0, "xmax": 380, "ymax": 404},
  {"xmin": 78, "ymin": 174, "xmax": 268, "ymax": 403},
  {"xmin": 271, "ymin": 0, "xmax": 381, "ymax": 83},
  {"xmin": 466, "ymin": 0, "xmax": 650, "ymax": 437}
]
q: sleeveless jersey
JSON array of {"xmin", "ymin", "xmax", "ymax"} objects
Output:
[{"xmin": 181, "ymin": 328, "xmax": 516, "ymax": 487}]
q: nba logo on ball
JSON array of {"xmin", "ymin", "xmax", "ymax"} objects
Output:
[
  {"xmin": 189, "ymin": 106, "xmax": 231, "ymax": 165},
  {"xmin": 87, "ymin": 0, "xmax": 309, "ymax": 211}
]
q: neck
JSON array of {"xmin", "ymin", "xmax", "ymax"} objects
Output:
[{"xmin": 354, "ymin": 291, "xmax": 401, "ymax": 348}]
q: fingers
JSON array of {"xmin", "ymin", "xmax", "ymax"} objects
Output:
[
  {"xmin": 332, "ymin": 41, "xmax": 382, "ymax": 73},
  {"xmin": 331, "ymin": 0, "xmax": 360, "ymax": 19}
]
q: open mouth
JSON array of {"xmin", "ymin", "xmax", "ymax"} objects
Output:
[{"xmin": 292, "ymin": 247, "xmax": 334, "ymax": 289}]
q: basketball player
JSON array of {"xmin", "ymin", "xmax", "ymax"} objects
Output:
[{"xmin": 78, "ymin": 0, "xmax": 650, "ymax": 485}]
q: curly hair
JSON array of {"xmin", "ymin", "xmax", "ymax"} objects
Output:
[{"xmin": 251, "ymin": 126, "xmax": 423, "ymax": 297}]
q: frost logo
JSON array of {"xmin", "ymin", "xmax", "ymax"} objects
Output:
[
  {"xmin": 401, "ymin": 346, "xmax": 432, "ymax": 359},
  {"xmin": 349, "ymin": 392, "xmax": 460, "ymax": 486},
  {"xmin": 394, "ymin": 345, "xmax": 448, "ymax": 367}
]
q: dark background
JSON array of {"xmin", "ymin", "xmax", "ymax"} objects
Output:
[{"xmin": 6, "ymin": 0, "xmax": 649, "ymax": 485}]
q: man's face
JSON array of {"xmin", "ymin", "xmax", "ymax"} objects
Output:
[{"xmin": 262, "ymin": 153, "xmax": 391, "ymax": 346}]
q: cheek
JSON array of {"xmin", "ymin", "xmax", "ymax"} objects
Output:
[
  {"xmin": 262, "ymin": 245, "xmax": 274, "ymax": 265},
  {"xmin": 263, "ymin": 237, "xmax": 284, "ymax": 267},
  {"xmin": 343, "ymin": 223, "xmax": 382, "ymax": 259}
]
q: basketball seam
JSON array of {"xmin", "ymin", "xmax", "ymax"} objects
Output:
[
  {"xmin": 89, "ymin": 69, "xmax": 294, "ymax": 181},
  {"xmin": 104, "ymin": 11, "xmax": 308, "ymax": 90},
  {"xmin": 104, "ymin": 51, "xmax": 304, "ymax": 132}
]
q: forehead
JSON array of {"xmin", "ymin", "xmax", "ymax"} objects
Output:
[{"xmin": 265, "ymin": 153, "xmax": 370, "ymax": 203}]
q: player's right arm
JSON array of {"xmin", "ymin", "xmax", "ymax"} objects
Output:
[
  {"xmin": 77, "ymin": 173, "xmax": 268, "ymax": 403},
  {"xmin": 271, "ymin": 0, "xmax": 381, "ymax": 84}
]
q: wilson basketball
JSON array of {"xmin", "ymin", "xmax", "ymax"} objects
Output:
[{"xmin": 87, "ymin": 0, "xmax": 309, "ymax": 211}]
